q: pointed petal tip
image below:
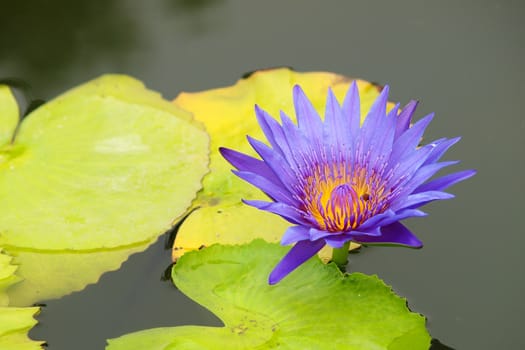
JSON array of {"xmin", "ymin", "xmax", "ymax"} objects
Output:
[
  {"xmin": 459, "ymin": 169, "xmax": 478, "ymax": 179},
  {"xmin": 268, "ymin": 272, "xmax": 281, "ymax": 285},
  {"xmin": 267, "ymin": 239, "xmax": 325, "ymax": 285},
  {"xmin": 245, "ymin": 134, "xmax": 257, "ymax": 145},
  {"xmin": 408, "ymin": 232, "xmax": 424, "ymax": 248},
  {"xmin": 347, "ymin": 80, "xmax": 359, "ymax": 96},
  {"xmin": 292, "ymin": 84, "xmax": 308, "ymax": 101},
  {"xmin": 268, "ymin": 261, "xmax": 287, "ymax": 285},
  {"xmin": 281, "ymin": 226, "xmax": 310, "ymax": 245},
  {"xmin": 254, "ymin": 104, "xmax": 271, "ymax": 120},
  {"xmin": 218, "ymin": 146, "xmax": 236, "ymax": 163},
  {"xmin": 292, "ymin": 84, "xmax": 304, "ymax": 92},
  {"xmin": 423, "ymin": 112, "xmax": 435, "ymax": 122},
  {"xmin": 401, "ymin": 100, "xmax": 419, "ymax": 115},
  {"xmin": 376, "ymin": 84, "xmax": 391, "ymax": 107}
]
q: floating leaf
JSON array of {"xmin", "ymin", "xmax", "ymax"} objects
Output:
[
  {"xmin": 107, "ymin": 240, "xmax": 430, "ymax": 349},
  {"xmin": 0, "ymin": 249, "xmax": 44, "ymax": 349},
  {"xmin": 0, "ymin": 75, "xmax": 209, "ymax": 250},
  {"xmin": 0, "ymin": 76, "xmax": 209, "ymax": 304},
  {"xmin": 171, "ymin": 68, "xmax": 384, "ymax": 260},
  {"xmin": 6, "ymin": 241, "xmax": 153, "ymax": 306},
  {"xmin": 0, "ymin": 249, "xmax": 20, "ymax": 307},
  {"xmin": 171, "ymin": 203, "xmax": 286, "ymax": 259},
  {"xmin": 0, "ymin": 307, "xmax": 42, "ymax": 350}
]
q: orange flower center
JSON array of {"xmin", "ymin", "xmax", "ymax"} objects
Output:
[{"xmin": 300, "ymin": 162, "xmax": 389, "ymax": 232}]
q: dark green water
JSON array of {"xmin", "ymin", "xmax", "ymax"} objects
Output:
[{"xmin": 1, "ymin": 1, "xmax": 523, "ymax": 349}]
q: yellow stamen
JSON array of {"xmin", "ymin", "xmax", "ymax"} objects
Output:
[{"xmin": 301, "ymin": 162, "xmax": 388, "ymax": 232}]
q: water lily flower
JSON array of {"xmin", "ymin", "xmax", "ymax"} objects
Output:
[{"xmin": 220, "ymin": 82, "xmax": 475, "ymax": 284}]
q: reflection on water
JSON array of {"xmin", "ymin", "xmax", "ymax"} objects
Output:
[
  {"xmin": 163, "ymin": 0, "xmax": 226, "ymax": 35},
  {"xmin": 0, "ymin": 1, "xmax": 137, "ymax": 90},
  {"xmin": 166, "ymin": 0, "xmax": 223, "ymax": 12},
  {"xmin": 0, "ymin": 0, "xmax": 224, "ymax": 97}
]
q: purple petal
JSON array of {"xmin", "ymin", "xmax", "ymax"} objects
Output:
[
  {"xmin": 254, "ymin": 106, "xmax": 297, "ymax": 168},
  {"xmin": 324, "ymin": 88, "xmax": 348, "ymax": 148},
  {"xmin": 242, "ymin": 199, "xmax": 306, "ymax": 225},
  {"xmin": 369, "ymin": 103, "xmax": 399, "ymax": 166},
  {"xmin": 387, "ymin": 144, "xmax": 434, "ymax": 190},
  {"xmin": 353, "ymin": 222, "xmax": 423, "ymax": 248},
  {"xmin": 391, "ymin": 113, "xmax": 434, "ymax": 164},
  {"xmin": 254, "ymin": 105, "xmax": 282, "ymax": 150},
  {"xmin": 392, "ymin": 161, "xmax": 460, "ymax": 200},
  {"xmin": 394, "ymin": 100, "xmax": 419, "ymax": 140},
  {"xmin": 415, "ymin": 169, "xmax": 477, "ymax": 193},
  {"xmin": 341, "ymin": 81, "xmax": 361, "ymax": 139},
  {"xmin": 246, "ymin": 136, "xmax": 297, "ymax": 188},
  {"xmin": 353, "ymin": 87, "xmax": 398, "ymax": 171},
  {"xmin": 423, "ymin": 137, "xmax": 461, "ymax": 165},
  {"xmin": 293, "ymin": 85, "xmax": 323, "ymax": 141},
  {"xmin": 357, "ymin": 209, "xmax": 396, "ymax": 231},
  {"xmin": 269, "ymin": 239, "xmax": 326, "ymax": 285},
  {"xmin": 393, "ymin": 191, "xmax": 455, "ymax": 211},
  {"xmin": 323, "ymin": 233, "xmax": 353, "ymax": 248},
  {"xmin": 359, "ymin": 209, "xmax": 427, "ymax": 231},
  {"xmin": 279, "ymin": 110, "xmax": 314, "ymax": 169},
  {"xmin": 362, "ymin": 85, "xmax": 389, "ymax": 131},
  {"xmin": 320, "ymin": 228, "xmax": 382, "ymax": 247},
  {"xmin": 219, "ymin": 147, "xmax": 280, "ymax": 185},
  {"xmin": 232, "ymin": 170, "xmax": 293, "ymax": 205},
  {"xmin": 281, "ymin": 225, "xmax": 310, "ymax": 245},
  {"xmin": 309, "ymin": 227, "xmax": 337, "ymax": 241}
]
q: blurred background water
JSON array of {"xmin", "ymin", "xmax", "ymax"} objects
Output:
[{"xmin": 1, "ymin": 0, "xmax": 523, "ymax": 349}]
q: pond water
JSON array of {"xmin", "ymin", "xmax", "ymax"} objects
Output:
[{"xmin": 1, "ymin": 1, "xmax": 523, "ymax": 349}]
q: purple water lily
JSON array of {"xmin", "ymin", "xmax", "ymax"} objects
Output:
[{"xmin": 220, "ymin": 82, "xmax": 475, "ymax": 284}]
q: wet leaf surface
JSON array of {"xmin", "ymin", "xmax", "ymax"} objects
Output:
[
  {"xmin": 0, "ymin": 76, "xmax": 209, "ymax": 304},
  {"xmin": 0, "ymin": 249, "xmax": 44, "ymax": 349},
  {"xmin": 107, "ymin": 240, "xmax": 430, "ymax": 349}
]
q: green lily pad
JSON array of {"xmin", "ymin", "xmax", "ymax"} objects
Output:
[
  {"xmin": 0, "ymin": 248, "xmax": 20, "ymax": 307},
  {"xmin": 0, "ymin": 75, "xmax": 209, "ymax": 250},
  {"xmin": 0, "ymin": 307, "xmax": 42, "ymax": 350},
  {"xmin": 107, "ymin": 240, "xmax": 430, "ymax": 349},
  {"xmin": 6, "ymin": 240, "xmax": 153, "ymax": 306},
  {"xmin": 171, "ymin": 68, "xmax": 383, "ymax": 261},
  {"xmin": 0, "ymin": 76, "xmax": 209, "ymax": 305},
  {"xmin": 0, "ymin": 249, "xmax": 44, "ymax": 349}
]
